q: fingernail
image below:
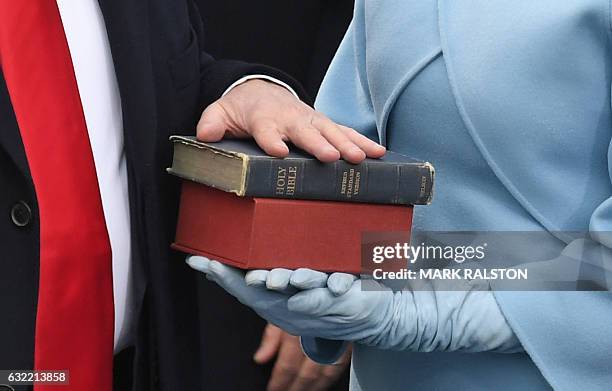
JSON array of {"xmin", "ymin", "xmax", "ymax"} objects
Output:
[{"xmin": 276, "ymin": 141, "xmax": 289, "ymax": 152}]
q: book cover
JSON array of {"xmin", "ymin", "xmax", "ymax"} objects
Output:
[
  {"xmin": 172, "ymin": 181, "xmax": 413, "ymax": 273},
  {"xmin": 168, "ymin": 136, "xmax": 434, "ymax": 205}
]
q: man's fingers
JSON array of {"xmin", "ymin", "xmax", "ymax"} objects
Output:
[
  {"xmin": 254, "ymin": 324, "xmax": 283, "ymax": 364},
  {"xmin": 304, "ymin": 346, "xmax": 351, "ymax": 391},
  {"xmin": 312, "ymin": 363, "xmax": 347, "ymax": 391},
  {"xmin": 288, "ymin": 360, "xmax": 329, "ymax": 391},
  {"xmin": 267, "ymin": 333, "xmax": 304, "ymax": 391},
  {"xmin": 289, "ymin": 126, "xmax": 340, "ymax": 163},
  {"xmin": 196, "ymin": 103, "xmax": 229, "ymax": 141},
  {"xmin": 251, "ymin": 122, "xmax": 290, "ymax": 157},
  {"xmin": 313, "ymin": 117, "xmax": 366, "ymax": 164},
  {"xmin": 340, "ymin": 125, "xmax": 386, "ymax": 158}
]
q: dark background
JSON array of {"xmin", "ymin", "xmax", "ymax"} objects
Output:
[
  {"xmin": 197, "ymin": 0, "xmax": 354, "ymax": 98},
  {"xmin": 194, "ymin": 1, "xmax": 354, "ymax": 389}
]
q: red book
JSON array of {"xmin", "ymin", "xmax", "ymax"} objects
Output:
[{"xmin": 173, "ymin": 181, "xmax": 413, "ymax": 273}]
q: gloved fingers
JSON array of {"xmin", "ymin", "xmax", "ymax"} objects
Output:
[
  {"xmin": 289, "ymin": 268, "xmax": 329, "ymax": 290},
  {"xmin": 187, "ymin": 256, "xmax": 242, "ymax": 283},
  {"xmin": 266, "ymin": 268, "xmax": 294, "ymax": 292},
  {"xmin": 188, "ymin": 258, "xmax": 315, "ymax": 335},
  {"xmin": 187, "ymin": 256, "xmax": 247, "ymax": 294},
  {"xmin": 207, "ymin": 262, "xmax": 295, "ymax": 313},
  {"xmin": 287, "ymin": 288, "xmax": 339, "ymax": 316},
  {"xmin": 246, "ymin": 268, "xmax": 329, "ymax": 291},
  {"xmin": 245, "ymin": 269, "xmax": 269, "ymax": 287},
  {"xmin": 327, "ymin": 273, "xmax": 357, "ymax": 296},
  {"xmin": 186, "ymin": 255, "xmax": 213, "ymax": 273},
  {"xmin": 246, "ymin": 269, "xmax": 299, "ymax": 295},
  {"xmin": 207, "ymin": 259, "xmax": 246, "ymax": 286}
]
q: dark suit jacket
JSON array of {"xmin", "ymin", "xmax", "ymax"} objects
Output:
[
  {"xmin": 0, "ymin": 1, "xmax": 305, "ymax": 390},
  {"xmin": 197, "ymin": 0, "xmax": 354, "ymax": 98}
]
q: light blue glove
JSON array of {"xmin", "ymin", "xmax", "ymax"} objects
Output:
[
  {"xmin": 186, "ymin": 256, "xmax": 388, "ymax": 340},
  {"xmin": 244, "ymin": 267, "xmax": 356, "ymax": 294},
  {"xmin": 188, "ymin": 257, "xmax": 521, "ymax": 353}
]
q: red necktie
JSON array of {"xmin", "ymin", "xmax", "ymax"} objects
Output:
[{"xmin": 0, "ymin": 2, "xmax": 114, "ymax": 390}]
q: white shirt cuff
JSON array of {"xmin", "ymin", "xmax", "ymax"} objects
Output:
[{"xmin": 222, "ymin": 74, "xmax": 300, "ymax": 100}]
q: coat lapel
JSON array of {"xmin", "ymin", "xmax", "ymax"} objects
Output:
[
  {"xmin": 437, "ymin": 0, "xmax": 612, "ymax": 234},
  {"xmin": 363, "ymin": 0, "xmax": 444, "ymax": 146},
  {"xmin": 0, "ymin": 70, "xmax": 30, "ymax": 179}
]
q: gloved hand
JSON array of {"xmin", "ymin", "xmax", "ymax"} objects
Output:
[
  {"xmin": 188, "ymin": 257, "xmax": 521, "ymax": 353},
  {"xmin": 186, "ymin": 256, "xmax": 389, "ymax": 341},
  {"xmin": 244, "ymin": 267, "xmax": 356, "ymax": 294}
]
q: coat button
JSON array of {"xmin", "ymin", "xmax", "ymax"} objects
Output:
[{"xmin": 10, "ymin": 201, "xmax": 32, "ymax": 227}]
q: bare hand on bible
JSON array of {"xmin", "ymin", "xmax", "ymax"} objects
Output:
[{"xmin": 195, "ymin": 79, "xmax": 386, "ymax": 163}]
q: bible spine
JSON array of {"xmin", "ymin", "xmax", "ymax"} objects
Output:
[{"xmin": 244, "ymin": 157, "xmax": 434, "ymax": 205}]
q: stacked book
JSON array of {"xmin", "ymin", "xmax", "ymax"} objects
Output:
[{"xmin": 168, "ymin": 136, "xmax": 434, "ymax": 273}]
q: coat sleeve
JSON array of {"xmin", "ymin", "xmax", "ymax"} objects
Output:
[{"xmin": 301, "ymin": 0, "xmax": 376, "ymax": 364}]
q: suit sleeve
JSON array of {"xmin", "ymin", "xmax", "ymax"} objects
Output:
[{"xmin": 186, "ymin": 1, "xmax": 312, "ymax": 110}]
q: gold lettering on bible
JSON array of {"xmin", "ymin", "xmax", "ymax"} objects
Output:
[
  {"xmin": 340, "ymin": 169, "xmax": 362, "ymax": 198},
  {"xmin": 275, "ymin": 166, "xmax": 298, "ymax": 196}
]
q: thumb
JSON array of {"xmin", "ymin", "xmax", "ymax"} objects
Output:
[
  {"xmin": 254, "ymin": 323, "xmax": 283, "ymax": 364},
  {"xmin": 328, "ymin": 273, "xmax": 358, "ymax": 296},
  {"xmin": 196, "ymin": 102, "xmax": 229, "ymax": 141},
  {"xmin": 288, "ymin": 288, "xmax": 336, "ymax": 316}
]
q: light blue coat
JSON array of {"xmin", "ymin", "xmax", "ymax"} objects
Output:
[{"xmin": 311, "ymin": 0, "xmax": 612, "ymax": 389}]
